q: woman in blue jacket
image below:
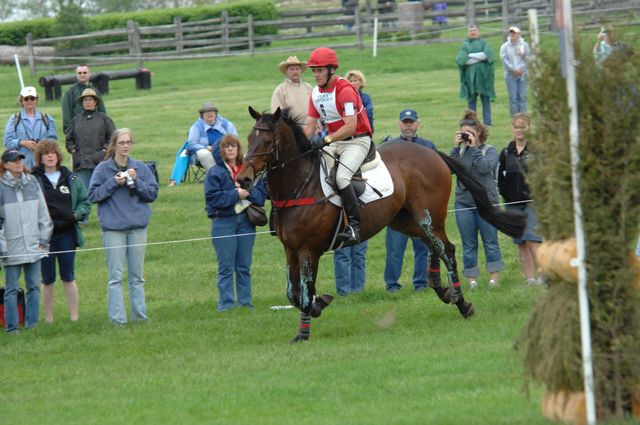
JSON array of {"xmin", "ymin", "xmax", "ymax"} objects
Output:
[
  {"xmin": 204, "ymin": 134, "xmax": 267, "ymax": 312},
  {"xmin": 88, "ymin": 128, "xmax": 159, "ymax": 324}
]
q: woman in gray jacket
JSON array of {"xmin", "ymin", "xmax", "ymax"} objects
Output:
[{"xmin": 0, "ymin": 149, "xmax": 53, "ymax": 333}]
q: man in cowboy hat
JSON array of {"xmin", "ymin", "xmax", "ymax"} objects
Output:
[
  {"xmin": 271, "ymin": 56, "xmax": 313, "ymax": 123},
  {"xmin": 65, "ymin": 88, "xmax": 116, "ymax": 191},
  {"xmin": 186, "ymin": 101, "xmax": 238, "ymax": 171},
  {"xmin": 61, "ymin": 65, "xmax": 106, "ymax": 134}
]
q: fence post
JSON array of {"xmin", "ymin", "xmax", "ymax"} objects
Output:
[
  {"xmin": 26, "ymin": 33, "xmax": 36, "ymax": 76},
  {"xmin": 502, "ymin": 0, "xmax": 509, "ymax": 29},
  {"xmin": 174, "ymin": 16, "xmax": 183, "ymax": 54},
  {"xmin": 306, "ymin": 13, "xmax": 312, "ymax": 34},
  {"xmin": 127, "ymin": 20, "xmax": 143, "ymax": 67},
  {"xmin": 222, "ymin": 10, "xmax": 229, "ymax": 54},
  {"xmin": 248, "ymin": 14, "xmax": 254, "ymax": 56},
  {"xmin": 355, "ymin": 7, "xmax": 363, "ymax": 49},
  {"xmin": 465, "ymin": 0, "xmax": 476, "ymax": 24}
]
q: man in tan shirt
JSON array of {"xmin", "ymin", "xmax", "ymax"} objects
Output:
[{"xmin": 271, "ymin": 56, "xmax": 313, "ymax": 123}]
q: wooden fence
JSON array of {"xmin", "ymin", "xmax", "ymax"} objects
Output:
[{"xmin": 25, "ymin": 0, "xmax": 640, "ymax": 75}]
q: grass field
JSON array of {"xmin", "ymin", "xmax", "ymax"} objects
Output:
[{"xmin": 0, "ymin": 32, "xmax": 629, "ymax": 424}]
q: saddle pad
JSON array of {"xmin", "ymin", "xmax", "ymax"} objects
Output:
[{"xmin": 320, "ymin": 157, "xmax": 394, "ymax": 207}]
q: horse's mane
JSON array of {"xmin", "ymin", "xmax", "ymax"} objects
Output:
[{"xmin": 261, "ymin": 108, "xmax": 313, "ymax": 153}]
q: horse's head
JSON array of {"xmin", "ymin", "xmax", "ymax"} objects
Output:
[{"xmin": 237, "ymin": 106, "xmax": 281, "ymax": 189}]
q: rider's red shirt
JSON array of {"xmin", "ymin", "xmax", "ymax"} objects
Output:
[{"xmin": 308, "ymin": 77, "xmax": 372, "ymax": 136}]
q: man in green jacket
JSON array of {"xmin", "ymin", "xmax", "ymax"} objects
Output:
[
  {"xmin": 61, "ymin": 65, "xmax": 106, "ymax": 134},
  {"xmin": 456, "ymin": 24, "xmax": 496, "ymax": 126}
]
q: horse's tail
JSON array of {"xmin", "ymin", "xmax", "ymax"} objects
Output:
[{"xmin": 436, "ymin": 150, "xmax": 526, "ymax": 239}]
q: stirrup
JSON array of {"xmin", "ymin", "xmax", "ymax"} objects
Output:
[{"xmin": 336, "ymin": 225, "xmax": 359, "ymax": 246}]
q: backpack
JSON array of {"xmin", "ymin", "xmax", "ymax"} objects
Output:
[
  {"xmin": 459, "ymin": 143, "xmax": 500, "ymax": 184},
  {"xmin": 13, "ymin": 112, "xmax": 50, "ymax": 132}
]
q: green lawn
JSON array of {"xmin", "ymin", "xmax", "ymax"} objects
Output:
[{"xmin": 0, "ymin": 36, "xmax": 607, "ymax": 424}]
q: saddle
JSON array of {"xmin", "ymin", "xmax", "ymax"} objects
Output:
[{"xmin": 324, "ymin": 141, "xmax": 380, "ymax": 197}]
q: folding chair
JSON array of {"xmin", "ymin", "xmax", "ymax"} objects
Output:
[{"xmin": 186, "ymin": 156, "xmax": 206, "ymax": 183}]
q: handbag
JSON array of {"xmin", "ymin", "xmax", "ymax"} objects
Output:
[{"xmin": 245, "ymin": 204, "xmax": 268, "ymax": 226}]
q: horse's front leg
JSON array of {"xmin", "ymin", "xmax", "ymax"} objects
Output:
[{"xmin": 287, "ymin": 250, "xmax": 334, "ymax": 343}]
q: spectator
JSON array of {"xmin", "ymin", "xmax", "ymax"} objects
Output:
[
  {"xmin": 0, "ymin": 149, "xmax": 53, "ymax": 333},
  {"xmin": 381, "ymin": 109, "xmax": 436, "ymax": 292},
  {"xmin": 497, "ymin": 113, "xmax": 542, "ymax": 285},
  {"xmin": 4, "ymin": 86, "xmax": 57, "ymax": 169},
  {"xmin": 500, "ymin": 26, "xmax": 531, "ymax": 116},
  {"xmin": 449, "ymin": 110, "xmax": 503, "ymax": 288},
  {"xmin": 344, "ymin": 69, "xmax": 374, "ymax": 133},
  {"xmin": 456, "ymin": 23, "xmax": 496, "ymax": 126},
  {"xmin": 88, "ymin": 128, "xmax": 159, "ymax": 325},
  {"xmin": 593, "ymin": 27, "xmax": 614, "ymax": 64},
  {"xmin": 333, "ymin": 69, "xmax": 375, "ymax": 296},
  {"xmin": 32, "ymin": 141, "xmax": 91, "ymax": 322},
  {"xmin": 61, "ymin": 65, "xmax": 106, "ymax": 135},
  {"xmin": 65, "ymin": 88, "xmax": 116, "ymax": 191},
  {"xmin": 186, "ymin": 102, "xmax": 238, "ymax": 172},
  {"xmin": 377, "ymin": 0, "xmax": 396, "ymax": 28},
  {"xmin": 204, "ymin": 134, "xmax": 267, "ymax": 312},
  {"xmin": 342, "ymin": 0, "xmax": 358, "ymax": 31},
  {"xmin": 432, "ymin": 2, "xmax": 448, "ymax": 25},
  {"xmin": 271, "ymin": 56, "xmax": 313, "ymax": 123}
]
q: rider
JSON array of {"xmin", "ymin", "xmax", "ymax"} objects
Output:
[{"xmin": 303, "ymin": 47, "xmax": 373, "ymax": 247}]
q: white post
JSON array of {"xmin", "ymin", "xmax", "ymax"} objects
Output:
[
  {"xmin": 14, "ymin": 54, "xmax": 25, "ymax": 89},
  {"xmin": 527, "ymin": 8, "xmax": 539, "ymax": 49},
  {"xmin": 560, "ymin": 0, "xmax": 596, "ymax": 423},
  {"xmin": 372, "ymin": 17, "xmax": 378, "ymax": 57}
]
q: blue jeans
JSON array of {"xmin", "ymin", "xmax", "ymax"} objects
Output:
[
  {"xmin": 468, "ymin": 94, "xmax": 492, "ymax": 126},
  {"xmin": 454, "ymin": 206, "xmax": 504, "ymax": 277},
  {"xmin": 333, "ymin": 241, "xmax": 368, "ymax": 296},
  {"xmin": 211, "ymin": 213, "xmax": 256, "ymax": 311},
  {"xmin": 505, "ymin": 75, "xmax": 528, "ymax": 116},
  {"xmin": 3, "ymin": 261, "xmax": 41, "ymax": 332},
  {"xmin": 384, "ymin": 227, "xmax": 429, "ymax": 291},
  {"xmin": 77, "ymin": 169, "xmax": 93, "ymax": 191},
  {"xmin": 102, "ymin": 228, "xmax": 148, "ymax": 324}
]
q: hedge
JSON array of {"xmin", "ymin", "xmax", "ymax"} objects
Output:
[{"xmin": 0, "ymin": 0, "xmax": 277, "ymax": 46}]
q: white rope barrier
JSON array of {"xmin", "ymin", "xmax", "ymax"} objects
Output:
[{"xmin": 0, "ymin": 199, "xmax": 534, "ymax": 260}]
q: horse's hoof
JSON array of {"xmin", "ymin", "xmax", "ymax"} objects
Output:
[
  {"xmin": 309, "ymin": 294, "xmax": 334, "ymax": 318},
  {"xmin": 290, "ymin": 334, "xmax": 309, "ymax": 344},
  {"xmin": 457, "ymin": 301, "xmax": 475, "ymax": 318}
]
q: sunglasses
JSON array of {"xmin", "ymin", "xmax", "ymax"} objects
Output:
[
  {"xmin": 23, "ymin": 96, "xmax": 36, "ymax": 101},
  {"xmin": 222, "ymin": 145, "xmax": 238, "ymax": 149},
  {"xmin": 77, "ymin": 72, "xmax": 88, "ymax": 75}
]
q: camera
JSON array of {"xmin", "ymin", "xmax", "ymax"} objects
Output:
[
  {"xmin": 460, "ymin": 132, "xmax": 470, "ymax": 142},
  {"xmin": 119, "ymin": 171, "xmax": 135, "ymax": 190}
]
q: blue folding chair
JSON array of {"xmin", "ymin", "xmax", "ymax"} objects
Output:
[{"xmin": 169, "ymin": 141, "xmax": 205, "ymax": 185}]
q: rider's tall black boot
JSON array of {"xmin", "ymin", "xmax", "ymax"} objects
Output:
[{"xmin": 336, "ymin": 183, "xmax": 360, "ymax": 247}]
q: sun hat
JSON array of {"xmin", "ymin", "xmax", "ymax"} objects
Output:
[
  {"xmin": 198, "ymin": 102, "xmax": 219, "ymax": 114},
  {"xmin": 278, "ymin": 56, "xmax": 308, "ymax": 74},
  {"xmin": 1, "ymin": 149, "xmax": 26, "ymax": 163},
  {"xmin": 77, "ymin": 88, "xmax": 101, "ymax": 105},
  {"xmin": 508, "ymin": 26, "xmax": 521, "ymax": 33}
]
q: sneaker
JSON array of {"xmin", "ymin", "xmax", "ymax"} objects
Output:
[
  {"xmin": 489, "ymin": 279, "xmax": 498, "ymax": 287},
  {"xmin": 167, "ymin": 180, "xmax": 176, "ymax": 187},
  {"xmin": 469, "ymin": 280, "xmax": 478, "ymax": 289},
  {"xmin": 526, "ymin": 277, "xmax": 537, "ymax": 286}
]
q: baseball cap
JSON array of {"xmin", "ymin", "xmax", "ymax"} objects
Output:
[
  {"xmin": 2, "ymin": 149, "xmax": 26, "ymax": 163},
  {"xmin": 20, "ymin": 86, "xmax": 38, "ymax": 98},
  {"xmin": 399, "ymin": 109, "xmax": 419, "ymax": 122},
  {"xmin": 508, "ymin": 26, "xmax": 521, "ymax": 33}
]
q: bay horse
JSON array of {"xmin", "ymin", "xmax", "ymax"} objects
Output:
[{"xmin": 238, "ymin": 107, "xmax": 525, "ymax": 342}]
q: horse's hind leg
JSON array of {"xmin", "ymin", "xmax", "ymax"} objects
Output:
[
  {"xmin": 418, "ymin": 210, "xmax": 474, "ymax": 318},
  {"xmin": 427, "ymin": 251, "xmax": 454, "ymax": 304}
]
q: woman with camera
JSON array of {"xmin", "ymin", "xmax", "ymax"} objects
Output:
[
  {"xmin": 32, "ymin": 141, "xmax": 91, "ymax": 323},
  {"xmin": 205, "ymin": 134, "xmax": 267, "ymax": 312},
  {"xmin": 449, "ymin": 110, "xmax": 503, "ymax": 289},
  {"xmin": 88, "ymin": 128, "xmax": 159, "ymax": 324}
]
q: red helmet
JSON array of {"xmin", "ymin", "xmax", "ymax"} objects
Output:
[{"xmin": 307, "ymin": 47, "xmax": 339, "ymax": 69}]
